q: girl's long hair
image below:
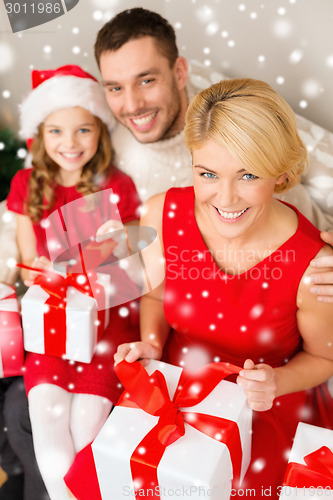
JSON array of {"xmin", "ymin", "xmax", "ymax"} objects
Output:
[{"xmin": 26, "ymin": 117, "xmax": 112, "ymax": 222}]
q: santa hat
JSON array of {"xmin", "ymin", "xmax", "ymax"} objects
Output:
[{"xmin": 19, "ymin": 65, "xmax": 115, "ymax": 141}]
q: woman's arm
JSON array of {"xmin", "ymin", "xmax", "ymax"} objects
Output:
[
  {"xmin": 114, "ymin": 192, "xmax": 171, "ymax": 365},
  {"xmin": 237, "ymin": 245, "xmax": 333, "ymax": 411}
]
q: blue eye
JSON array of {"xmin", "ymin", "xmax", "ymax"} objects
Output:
[
  {"xmin": 141, "ymin": 79, "xmax": 153, "ymax": 86},
  {"xmin": 78, "ymin": 128, "xmax": 90, "ymax": 133},
  {"xmin": 201, "ymin": 172, "xmax": 217, "ymax": 179},
  {"xmin": 49, "ymin": 129, "xmax": 60, "ymax": 134},
  {"xmin": 242, "ymin": 173, "xmax": 258, "ymax": 180}
]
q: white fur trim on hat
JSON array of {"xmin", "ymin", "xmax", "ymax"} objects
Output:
[{"xmin": 19, "ymin": 75, "xmax": 116, "ymax": 139}]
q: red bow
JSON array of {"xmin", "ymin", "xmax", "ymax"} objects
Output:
[
  {"xmin": 283, "ymin": 446, "xmax": 333, "ymax": 488},
  {"xmin": 31, "ymin": 64, "xmax": 97, "ymax": 89},
  {"xmin": 115, "ymin": 360, "xmax": 244, "ymax": 499}
]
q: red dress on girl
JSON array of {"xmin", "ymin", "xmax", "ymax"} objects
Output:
[
  {"xmin": 162, "ymin": 187, "xmax": 333, "ymax": 498},
  {"xmin": 7, "ymin": 167, "xmax": 142, "ymax": 404}
]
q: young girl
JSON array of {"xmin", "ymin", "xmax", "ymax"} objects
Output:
[{"xmin": 7, "ymin": 65, "xmax": 141, "ymax": 500}]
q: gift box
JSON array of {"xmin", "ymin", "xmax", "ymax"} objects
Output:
[
  {"xmin": 91, "ymin": 359, "xmax": 252, "ymax": 500},
  {"xmin": 21, "ymin": 271, "xmax": 111, "ymax": 363},
  {"xmin": 280, "ymin": 422, "xmax": 333, "ymax": 499},
  {"xmin": 0, "ymin": 283, "xmax": 24, "ymax": 377}
]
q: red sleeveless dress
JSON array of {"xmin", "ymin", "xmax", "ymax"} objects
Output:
[{"xmin": 162, "ymin": 187, "xmax": 333, "ymax": 498}]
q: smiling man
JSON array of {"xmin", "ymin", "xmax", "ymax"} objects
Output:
[
  {"xmin": 99, "ymin": 36, "xmax": 188, "ymax": 144},
  {"xmin": 95, "ymin": 10, "xmax": 189, "ymax": 145}
]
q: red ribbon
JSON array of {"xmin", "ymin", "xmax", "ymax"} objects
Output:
[
  {"xmin": 18, "ymin": 264, "xmax": 105, "ymax": 358},
  {"xmin": 283, "ymin": 447, "xmax": 333, "ymax": 488},
  {"xmin": 115, "ymin": 360, "xmax": 243, "ymax": 499}
]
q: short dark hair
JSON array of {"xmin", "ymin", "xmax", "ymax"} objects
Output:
[{"xmin": 94, "ymin": 7, "xmax": 179, "ymax": 68}]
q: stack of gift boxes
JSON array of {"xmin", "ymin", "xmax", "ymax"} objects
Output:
[
  {"xmin": 86, "ymin": 359, "xmax": 253, "ymax": 500},
  {"xmin": 1, "ymin": 245, "xmax": 332, "ymax": 499}
]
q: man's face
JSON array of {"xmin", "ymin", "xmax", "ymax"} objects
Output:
[{"xmin": 99, "ymin": 36, "xmax": 188, "ymax": 144}]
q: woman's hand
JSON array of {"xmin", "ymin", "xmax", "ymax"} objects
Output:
[
  {"xmin": 24, "ymin": 256, "xmax": 53, "ymax": 287},
  {"xmin": 114, "ymin": 341, "xmax": 162, "ymax": 366},
  {"xmin": 236, "ymin": 359, "xmax": 277, "ymax": 411}
]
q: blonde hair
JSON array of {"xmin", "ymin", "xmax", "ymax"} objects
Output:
[
  {"xmin": 184, "ymin": 78, "xmax": 307, "ymax": 193},
  {"xmin": 26, "ymin": 116, "xmax": 112, "ymax": 222}
]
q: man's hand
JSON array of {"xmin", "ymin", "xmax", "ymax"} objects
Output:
[
  {"xmin": 308, "ymin": 231, "xmax": 333, "ymax": 303},
  {"xmin": 236, "ymin": 359, "xmax": 277, "ymax": 411}
]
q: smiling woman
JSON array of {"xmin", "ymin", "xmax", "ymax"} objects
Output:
[{"xmin": 114, "ymin": 77, "xmax": 333, "ymax": 499}]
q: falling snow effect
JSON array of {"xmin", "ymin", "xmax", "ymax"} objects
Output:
[{"xmin": 0, "ymin": 2, "xmax": 333, "ymax": 497}]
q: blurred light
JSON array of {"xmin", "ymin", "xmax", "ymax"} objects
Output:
[
  {"xmin": 302, "ymin": 79, "xmax": 321, "ymax": 99},
  {"xmin": 273, "ymin": 19, "xmax": 292, "ymax": 37},
  {"xmin": 289, "ymin": 49, "xmax": 303, "ymax": 64},
  {"xmin": 206, "ymin": 22, "xmax": 219, "ymax": 36},
  {"xmin": 0, "ymin": 42, "xmax": 15, "ymax": 73},
  {"xmin": 92, "ymin": 10, "xmax": 103, "ymax": 21},
  {"xmin": 326, "ymin": 55, "xmax": 333, "ymax": 68}
]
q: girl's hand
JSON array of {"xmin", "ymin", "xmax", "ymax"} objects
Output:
[
  {"xmin": 24, "ymin": 256, "xmax": 53, "ymax": 287},
  {"xmin": 96, "ymin": 219, "xmax": 124, "ymax": 238},
  {"xmin": 96, "ymin": 219, "xmax": 129, "ymax": 260},
  {"xmin": 236, "ymin": 359, "xmax": 277, "ymax": 411},
  {"xmin": 114, "ymin": 341, "xmax": 162, "ymax": 366}
]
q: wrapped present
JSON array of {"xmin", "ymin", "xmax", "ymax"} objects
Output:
[
  {"xmin": 280, "ymin": 422, "xmax": 333, "ymax": 499},
  {"xmin": 90, "ymin": 359, "xmax": 252, "ymax": 500},
  {"xmin": 0, "ymin": 283, "xmax": 24, "ymax": 377},
  {"xmin": 21, "ymin": 268, "xmax": 111, "ymax": 363}
]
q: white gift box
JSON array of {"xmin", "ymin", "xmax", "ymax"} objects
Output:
[
  {"xmin": 280, "ymin": 422, "xmax": 333, "ymax": 499},
  {"xmin": 92, "ymin": 360, "xmax": 252, "ymax": 500},
  {"xmin": 21, "ymin": 273, "xmax": 111, "ymax": 363}
]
